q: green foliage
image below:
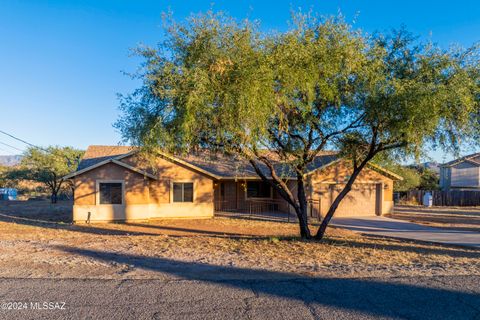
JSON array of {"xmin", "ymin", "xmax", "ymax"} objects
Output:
[
  {"xmin": 6, "ymin": 146, "xmax": 83, "ymax": 202},
  {"xmin": 391, "ymin": 166, "xmax": 421, "ymax": 192},
  {"xmin": 115, "ymin": 10, "xmax": 480, "ymax": 238},
  {"xmin": 116, "ymin": 10, "xmax": 479, "ymax": 163},
  {"xmin": 418, "ymin": 168, "xmax": 440, "ymax": 190}
]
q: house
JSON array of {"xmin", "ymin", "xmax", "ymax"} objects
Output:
[
  {"xmin": 440, "ymin": 153, "xmax": 480, "ymax": 191},
  {"xmin": 63, "ymin": 145, "xmax": 401, "ymax": 223}
]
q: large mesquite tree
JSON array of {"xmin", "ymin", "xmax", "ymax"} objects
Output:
[{"xmin": 116, "ymin": 11, "xmax": 480, "ymax": 239}]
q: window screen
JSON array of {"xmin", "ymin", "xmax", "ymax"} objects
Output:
[
  {"xmin": 246, "ymin": 181, "xmax": 271, "ymax": 198},
  {"xmin": 99, "ymin": 183, "xmax": 123, "ymax": 204},
  {"xmin": 173, "ymin": 182, "xmax": 194, "ymax": 202}
]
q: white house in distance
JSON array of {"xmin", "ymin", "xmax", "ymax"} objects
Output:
[{"xmin": 440, "ymin": 153, "xmax": 480, "ymax": 191}]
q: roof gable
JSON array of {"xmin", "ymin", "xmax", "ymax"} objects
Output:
[
  {"xmin": 67, "ymin": 145, "xmax": 399, "ymax": 181},
  {"xmin": 442, "ymin": 152, "xmax": 480, "ymax": 168}
]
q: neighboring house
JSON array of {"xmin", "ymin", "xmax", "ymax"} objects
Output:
[
  {"xmin": 440, "ymin": 153, "xmax": 480, "ymax": 191},
  {"xmin": 64, "ymin": 145, "xmax": 402, "ymax": 223}
]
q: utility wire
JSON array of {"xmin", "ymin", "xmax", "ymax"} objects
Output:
[
  {"xmin": 0, "ymin": 129, "xmax": 45, "ymax": 151},
  {"xmin": 0, "ymin": 129, "xmax": 81, "ymax": 170},
  {"xmin": 0, "ymin": 141, "xmax": 24, "ymax": 152}
]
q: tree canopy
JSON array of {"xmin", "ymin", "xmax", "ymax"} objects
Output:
[
  {"xmin": 5, "ymin": 146, "xmax": 83, "ymax": 203},
  {"xmin": 116, "ymin": 11, "xmax": 480, "ymax": 239}
]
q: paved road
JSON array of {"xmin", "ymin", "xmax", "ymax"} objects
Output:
[
  {"xmin": 0, "ymin": 276, "xmax": 479, "ymax": 320},
  {"xmin": 333, "ymin": 216, "xmax": 480, "ymax": 249}
]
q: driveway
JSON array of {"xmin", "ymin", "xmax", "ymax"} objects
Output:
[{"xmin": 332, "ymin": 216, "xmax": 480, "ymax": 249}]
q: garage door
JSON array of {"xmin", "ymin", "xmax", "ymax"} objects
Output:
[{"xmin": 329, "ymin": 183, "xmax": 379, "ymax": 217}]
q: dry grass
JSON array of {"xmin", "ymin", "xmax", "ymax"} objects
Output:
[{"xmin": 0, "ymin": 201, "xmax": 479, "ymax": 280}]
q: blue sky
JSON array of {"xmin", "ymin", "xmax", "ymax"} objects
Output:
[{"xmin": 1, "ymin": 0, "xmax": 479, "ymax": 163}]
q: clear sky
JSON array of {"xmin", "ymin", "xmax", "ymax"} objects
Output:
[{"xmin": 1, "ymin": 0, "xmax": 479, "ymax": 163}]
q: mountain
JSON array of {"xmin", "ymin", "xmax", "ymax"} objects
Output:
[
  {"xmin": 0, "ymin": 155, "xmax": 22, "ymax": 167},
  {"xmin": 421, "ymin": 161, "xmax": 440, "ymax": 174}
]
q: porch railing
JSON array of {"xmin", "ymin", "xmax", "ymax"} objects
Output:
[{"xmin": 214, "ymin": 198, "xmax": 322, "ymax": 222}]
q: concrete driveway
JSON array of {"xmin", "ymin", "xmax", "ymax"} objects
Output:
[{"xmin": 332, "ymin": 216, "xmax": 480, "ymax": 249}]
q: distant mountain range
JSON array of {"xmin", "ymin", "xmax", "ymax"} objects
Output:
[{"xmin": 0, "ymin": 155, "xmax": 22, "ymax": 167}]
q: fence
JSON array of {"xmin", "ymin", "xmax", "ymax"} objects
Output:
[
  {"xmin": 214, "ymin": 198, "xmax": 322, "ymax": 222},
  {"xmin": 396, "ymin": 190, "xmax": 480, "ymax": 207}
]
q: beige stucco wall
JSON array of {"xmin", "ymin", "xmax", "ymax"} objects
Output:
[
  {"xmin": 306, "ymin": 161, "xmax": 395, "ymax": 216},
  {"xmin": 72, "ymin": 155, "xmax": 214, "ymax": 222},
  {"xmin": 212, "ymin": 162, "xmax": 395, "ymax": 217}
]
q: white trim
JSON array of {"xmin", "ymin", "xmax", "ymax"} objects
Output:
[
  {"xmin": 366, "ymin": 163, "xmax": 404, "ymax": 181},
  {"xmin": 63, "ymin": 159, "xmax": 114, "ymax": 179},
  {"xmin": 303, "ymin": 159, "xmax": 343, "ymax": 178},
  {"xmin": 63, "ymin": 159, "xmax": 158, "ymax": 180},
  {"xmin": 116, "ymin": 149, "xmax": 222, "ymax": 180},
  {"xmin": 218, "ymin": 176, "xmax": 297, "ymax": 181},
  {"xmin": 170, "ymin": 181, "xmax": 195, "ymax": 203},
  {"xmin": 95, "ymin": 180, "xmax": 125, "ymax": 205},
  {"xmin": 303, "ymin": 159, "xmax": 403, "ymax": 181},
  {"xmin": 111, "ymin": 159, "xmax": 157, "ymax": 179}
]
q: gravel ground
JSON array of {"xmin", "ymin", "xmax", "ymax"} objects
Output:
[{"xmin": 0, "ymin": 201, "xmax": 479, "ymax": 280}]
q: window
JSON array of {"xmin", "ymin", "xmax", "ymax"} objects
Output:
[
  {"xmin": 173, "ymin": 182, "xmax": 194, "ymax": 202},
  {"xmin": 246, "ymin": 181, "xmax": 272, "ymax": 198},
  {"xmin": 99, "ymin": 182, "xmax": 123, "ymax": 204}
]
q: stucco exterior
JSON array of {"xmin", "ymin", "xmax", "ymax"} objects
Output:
[
  {"xmin": 72, "ymin": 155, "xmax": 215, "ymax": 222},
  {"xmin": 68, "ymin": 146, "xmax": 399, "ymax": 223},
  {"xmin": 306, "ymin": 161, "xmax": 394, "ymax": 216}
]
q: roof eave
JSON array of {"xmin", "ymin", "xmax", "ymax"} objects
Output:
[{"xmin": 62, "ymin": 159, "xmax": 158, "ymax": 180}]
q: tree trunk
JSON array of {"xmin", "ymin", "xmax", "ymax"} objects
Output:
[
  {"xmin": 314, "ymin": 161, "xmax": 369, "ymax": 240},
  {"xmin": 295, "ymin": 175, "xmax": 311, "ymax": 239},
  {"xmin": 247, "ymin": 158, "xmax": 311, "ymax": 239},
  {"xmin": 51, "ymin": 191, "xmax": 58, "ymax": 204}
]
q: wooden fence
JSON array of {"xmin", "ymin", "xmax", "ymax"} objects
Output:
[{"xmin": 396, "ymin": 190, "xmax": 480, "ymax": 207}]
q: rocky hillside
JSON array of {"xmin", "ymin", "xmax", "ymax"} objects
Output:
[{"xmin": 0, "ymin": 155, "xmax": 22, "ymax": 167}]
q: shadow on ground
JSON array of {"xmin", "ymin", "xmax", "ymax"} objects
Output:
[{"xmin": 55, "ymin": 245, "xmax": 480, "ymax": 319}]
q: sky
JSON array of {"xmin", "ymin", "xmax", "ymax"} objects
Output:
[{"xmin": 1, "ymin": 0, "xmax": 479, "ymax": 163}]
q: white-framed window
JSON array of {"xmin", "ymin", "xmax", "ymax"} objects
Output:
[
  {"xmin": 96, "ymin": 180, "xmax": 124, "ymax": 205},
  {"xmin": 246, "ymin": 181, "xmax": 272, "ymax": 199},
  {"xmin": 172, "ymin": 182, "xmax": 194, "ymax": 202}
]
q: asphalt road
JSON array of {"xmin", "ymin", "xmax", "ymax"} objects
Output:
[{"xmin": 0, "ymin": 276, "xmax": 479, "ymax": 320}]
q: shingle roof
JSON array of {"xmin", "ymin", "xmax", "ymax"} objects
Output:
[
  {"xmin": 442, "ymin": 152, "xmax": 480, "ymax": 167},
  {"xmin": 76, "ymin": 146, "xmax": 338, "ymax": 179},
  {"xmin": 74, "ymin": 145, "xmax": 401, "ymax": 180},
  {"xmin": 179, "ymin": 151, "xmax": 339, "ymax": 179},
  {"xmin": 77, "ymin": 145, "xmax": 136, "ymax": 170}
]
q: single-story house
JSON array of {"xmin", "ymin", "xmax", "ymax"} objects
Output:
[
  {"xmin": 64, "ymin": 145, "xmax": 401, "ymax": 223},
  {"xmin": 440, "ymin": 153, "xmax": 480, "ymax": 191}
]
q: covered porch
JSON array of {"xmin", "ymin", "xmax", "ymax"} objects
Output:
[{"xmin": 213, "ymin": 180, "xmax": 321, "ymax": 222}]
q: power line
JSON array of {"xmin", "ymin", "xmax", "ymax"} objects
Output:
[
  {"xmin": 0, "ymin": 129, "xmax": 45, "ymax": 151},
  {"xmin": 0, "ymin": 129, "xmax": 79, "ymax": 169},
  {"xmin": 0, "ymin": 141, "xmax": 24, "ymax": 153}
]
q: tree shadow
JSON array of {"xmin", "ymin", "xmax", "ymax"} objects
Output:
[
  {"xmin": 0, "ymin": 212, "xmax": 158, "ymax": 236},
  {"xmin": 326, "ymin": 236, "xmax": 480, "ymax": 259},
  {"xmin": 54, "ymin": 245, "xmax": 480, "ymax": 319},
  {"xmin": 124, "ymin": 222, "xmax": 261, "ymax": 238}
]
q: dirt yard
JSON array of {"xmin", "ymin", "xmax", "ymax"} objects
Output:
[
  {"xmin": 0, "ymin": 201, "xmax": 479, "ymax": 280},
  {"xmin": 389, "ymin": 205, "xmax": 480, "ymax": 232}
]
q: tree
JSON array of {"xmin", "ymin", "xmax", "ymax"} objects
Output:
[
  {"xmin": 418, "ymin": 169, "xmax": 439, "ymax": 190},
  {"xmin": 388, "ymin": 165, "xmax": 421, "ymax": 192},
  {"xmin": 116, "ymin": 11, "xmax": 480, "ymax": 239},
  {"xmin": 7, "ymin": 146, "xmax": 83, "ymax": 203}
]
